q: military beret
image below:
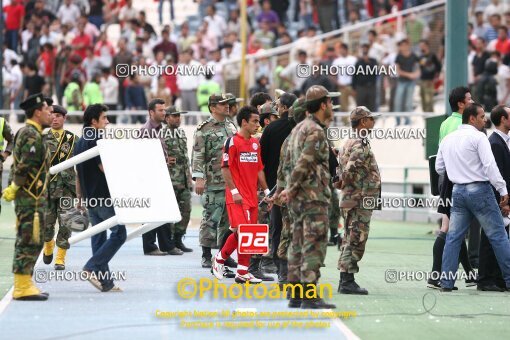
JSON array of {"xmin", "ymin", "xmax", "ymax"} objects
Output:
[
  {"xmin": 52, "ymin": 104, "xmax": 68, "ymax": 115},
  {"xmin": 19, "ymin": 93, "xmax": 45, "ymax": 111}
]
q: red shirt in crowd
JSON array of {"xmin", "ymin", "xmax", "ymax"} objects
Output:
[
  {"xmin": 71, "ymin": 33, "xmax": 92, "ymax": 60},
  {"xmin": 222, "ymin": 133, "xmax": 264, "ymax": 207},
  {"xmin": 40, "ymin": 50, "xmax": 56, "ymax": 77},
  {"xmin": 3, "ymin": 1, "xmax": 25, "ymax": 30},
  {"xmin": 495, "ymin": 38, "xmax": 510, "ymax": 55}
]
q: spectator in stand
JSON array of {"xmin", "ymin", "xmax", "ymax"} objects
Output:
[
  {"xmin": 25, "ymin": 27, "xmax": 41, "ymax": 66},
  {"xmin": 485, "ymin": 14, "xmax": 501, "ymax": 43},
  {"xmin": 197, "ymin": 71, "xmax": 221, "ymax": 112},
  {"xmin": 83, "ymin": 72, "xmax": 104, "ymax": 106},
  {"xmin": 352, "ymin": 43, "xmax": 379, "ymax": 112},
  {"xmin": 8, "ymin": 60, "xmax": 24, "ymax": 110},
  {"xmin": 57, "ymin": 0, "xmax": 81, "ymax": 27},
  {"xmin": 227, "ymin": 9, "xmax": 241, "ymax": 34},
  {"xmin": 476, "ymin": 60, "xmax": 499, "ymax": 112},
  {"xmin": 37, "ymin": 43, "xmax": 56, "ymax": 97},
  {"xmin": 204, "ymin": 5, "xmax": 227, "ymax": 44},
  {"xmin": 316, "ymin": 0, "xmax": 339, "ymax": 33},
  {"xmin": 21, "ymin": 21, "xmax": 34, "ymax": 55},
  {"xmin": 207, "ymin": 49, "xmax": 224, "ymax": 86},
  {"xmin": 405, "ymin": 13, "xmax": 425, "ymax": 51},
  {"xmin": 151, "ymin": 76, "xmax": 173, "ymax": 104},
  {"xmin": 100, "ymin": 67, "xmax": 119, "ymax": 113},
  {"xmin": 71, "ymin": 22, "xmax": 92, "ymax": 61},
  {"xmin": 55, "ymin": 23, "xmax": 76, "ymax": 47},
  {"xmin": 253, "ymin": 20, "xmax": 276, "ymax": 49},
  {"xmin": 39, "ymin": 23, "xmax": 59, "ymax": 47},
  {"xmin": 249, "ymin": 75, "xmax": 270, "ymax": 97},
  {"xmin": 64, "ymin": 71, "xmax": 84, "ymax": 117},
  {"xmin": 472, "ymin": 37, "xmax": 491, "ymax": 97},
  {"xmin": 159, "ymin": 0, "xmax": 175, "ymax": 24},
  {"xmin": 394, "ymin": 38, "xmax": 420, "ymax": 125},
  {"xmin": 333, "ymin": 43, "xmax": 357, "ymax": 112},
  {"xmin": 300, "ymin": 0, "xmax": 314, "ymax": 29},
  {"xmin": 418, "ymin": 39, "xmax": 441, "ymax": 113},
  {"xmin": 55, "ymin": 46, "xmax": 72, "ymax": 105},
  {"xmin": 473, "ymin": 10, "xmax": 488, "ymax": 39},
  {"xmin": 23, "ymin": 63, "xmax": 46, "ymax": 100},
  {"xmin": 83, "ymin": 47, "xmax": 102, "ymax": 81},
  {"xmin": 88, "ymin": 0, "xmax": 105, "ymax": 29},
  {"xmin": 3, "ymin": 43, "xmax": 22, "ymax": 68},
  {"xmin": 139, "ymin": 11, "xmax": 156, "ymax": 37},
  {"xmin": 280, "ymin": 50, "xmax": 311, "ymax": 96},
  {"xmin": 495, "ymin": 26, "xmax": 510, "ymax": 55},
  {"xmin": 177, "ymin": 23, "xmax": 196, "ymax": 54},
  {"xmin": 301, "ymin": 60, "xmax": 335, "ymax": 95},
  {"xmin": 176, "ymin": 49, "xmax": 202, "ymax": 120},
  {"xmin": 492, "ymin": 51, "xmax": 510, "ymax": 106},
  {"xmin": 94, "ymin": 32, "xmax": 115, "ymax": 69},
  {"xmin": 121, "ymin": 18, "xmax": 141, "ymax": 51},
  {"xmin": 153, "ymin": 29, "xmax": 178, "ymax": 67},
  {"xmin": 3, "ymin": 0, "xmax": 25, "ymax": 52},
  {"xmin": 26, "ymin": 0, "xmax": 57, "ymax": 23},
  {"xmin": 257, "ymin": 1, "xmax": 280, "ymax": 32},
  {"xmin": 124, "ymin": 75, "xmax": 148, "ymax": 124},
  {"xmin": 119, "ymin": 0, "xmax": 138, "ymax": 25},
  {"xmin": 113, "ymin": 38, "xmax": 134, "ymax": 109},
  {"xmin": 77, "ymin": 15, "xmax": 101, "ymax": 42}
]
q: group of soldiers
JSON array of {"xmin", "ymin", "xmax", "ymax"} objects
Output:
[{"xmin": 1, "ymin": 86, "xmax": 382, "ymax": 305}]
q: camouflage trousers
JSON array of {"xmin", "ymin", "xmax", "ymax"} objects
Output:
[
  {"xmin": 253, "ymin": 190, "xmax": 272, "ymax": 260},
  {"xmin": 277, "ymin": 204, "xmax": 291, "ymax": 260},
  {"xmin": 44, "ymin": 188, "xmax": 75, "ymax": 249},
  {"xmin": 199, "ymin": 189, "xmax": 230, "ymax": 248},
  {"xmin": 13, "ymin": 194, "xmax": 47, "ymax": 275},
  {"xmin": 329, "ymin": 186, "xmax": 340, "ymax": 231},
  {"xmin": 287, "ymin": 201, "xmax": 329, "ymax": 283},
  {"xmin": 171, "ymin": 186, "xmax": 191, "ymax": 235},
  {"xmin": 338, "ymin": 208, "xmax": 373, "ymax": 273}
]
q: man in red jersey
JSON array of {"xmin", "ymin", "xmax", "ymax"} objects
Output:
[{"xmin": 212, "ymin": 105, "xmax": 273, "ymax": 283}]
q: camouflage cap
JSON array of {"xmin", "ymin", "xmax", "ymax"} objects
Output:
[
  {"xmin": 259, "ymin": 102, "xmax": 280, "ymax": 117},
  {"xmin": 350, "ymin": 106, "xmax": 381, "ymax": 121},
  {"xmin": 289, "ymin": 97, "xmax": 307, "ymax": 123},
  {"xmin": 165, "ymin": 105, "xmax": 188, "ymax": 115},
  {"xmin": 225, "ymin": 93, "xmax": 244, "ymax": 105},
  {"xmin": 208, "ymin": 93, "xmax": 230, "ymax": 106},
  {"xmin": 305, "ymin": 85, "xmax": 340, "ymax": 102}
]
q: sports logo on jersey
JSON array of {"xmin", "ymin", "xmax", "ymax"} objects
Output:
[
  {"xmin": 240, "ymin": 152, "xmax": 258, "ymax": 162},
  {"xmin": 238, "ymin": 224, "xmax": 269, "ymax": 254},
  {"xmin": 252, "ymin": 143, "xmax": 258, "ymax": 150}
]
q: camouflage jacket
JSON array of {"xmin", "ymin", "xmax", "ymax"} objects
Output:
[
  {"xmin": 163, "ymin": 126, "xmax": 192, "ymax": 190},
  {"xmin": 9, "ymin": 120, "xmax": 50, "ymax": 203},
  {"xmin": 277, "ymin": 135, "xmax": 291, "ymax": 190},
  {"xmin": 192, "ymin": 116, "xmax": 237, "ymax": 191},
  {"xmin": 43, "ymin": 129, "xmax": 77, "ymax": 198},
  {"xmin": 338, "ymin": 137, "xmax": 381, "ymax": 209},
  {"xmin": 285, "ymin": 115, "xmax": 331, "ymax": 203}
]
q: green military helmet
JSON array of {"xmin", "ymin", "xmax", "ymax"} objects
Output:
[
  {"xmin": 259, "ymin": 102, "xmax": 279, "ymax": 118},
  {"xmin": 289, "ymin": 98, "xmax": 307, "ymax": 124}
]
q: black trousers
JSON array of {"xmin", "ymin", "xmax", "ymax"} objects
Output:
[
  {"xmin": 478, "ymin": 226, "xmax": 509, "ymax": 288},
  {"xmin": 142, "ymin": 223, "xmax": 174, "ymax": 253},
  {"xmin": 270, "ymin": 205, "xmax": 283, "ymax": 259}
]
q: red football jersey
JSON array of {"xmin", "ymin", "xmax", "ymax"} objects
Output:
[{"xmin": 222, "ymin": 133, "xmax": 264, "ymax": 207}]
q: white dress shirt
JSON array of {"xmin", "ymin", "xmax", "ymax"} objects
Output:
[{"xmin": 436, "ymin": 124, "xmax": 507, "ymax": 196}]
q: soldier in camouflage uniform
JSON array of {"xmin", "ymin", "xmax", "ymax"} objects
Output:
[
  {"xmin": 338, "ymin": 106, "xmax": 381, "ymax": 295},
  {"xmin": 164, "ymin": 106, "xmax": 193, "ymax": 252},
  {"xmin": 192, "ymin": 94, "xmax": 237, "ymax": 270},
  {"xmin": 280, "ymin": 85, "xmax": 339, "ymax": 309},
  {"xmin": 226, "ymin": 93, "xmax": 243, "ymax": 123},
  {"xmin": 0, "ymin": 115, "xmax": 14, "ymax": 216},
  {"xmin": 42, "ymin": 103, "xmax": 78, "ymax": 270},
  {"xmin": 275, "ymin": 98, "xmax": 307, "ymax": 288},
  {"xmin": 2, "ymin": 93, "xmax": 52, "ymax": 301}
]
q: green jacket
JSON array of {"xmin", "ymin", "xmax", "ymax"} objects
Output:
[{"xmin": 197, "ymin": 81, "xmax": 221, "ymax": 112}]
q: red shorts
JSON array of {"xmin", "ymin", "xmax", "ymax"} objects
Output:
[{"xmin": 227, "ymin": 204, "xmax": 258, "ymax": 231}]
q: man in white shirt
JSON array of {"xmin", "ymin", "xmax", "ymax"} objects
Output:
[
  {"xmin": 100, "ymin": 68, "xmax": 119, "ymax": 113},
  {"xmin": 57, "ymin": 0, "xmax": 81, "ymax": 27},
  {"xmin": 279, "ymin": 50, "xmax": 311, "ymax": 96},
  {"xmin": 436, "ymin": 103, "xmax": 510, "ymax": 291},
  {"xmin": 333, "ymin": 43, "xmax": 357, "ymax": 112},
  {"xmin": 176, "ymin": 49, "xmax": 204, "ymax": 123},
  {"xmin": 204, "ymin": 5, "xmax": 227, "ymax": 44}
]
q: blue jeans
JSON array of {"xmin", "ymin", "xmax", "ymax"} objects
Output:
[
  {"xmin": 83, "ymin": 206, "xmax": 126, "ymax": 290},
  {"xmin": 5, "ymin": 30, "xmax": 19, "ymax": 52},
  {"xmin": 394, "ymin": 80, "xmax": 415, "ymax": 125},
  {"xmin": 441, "ymin": 183, "xmax": 510, "ymax": 289},
  {"xmin": 159, "ymin": 0, "xmax": 175, "ymax": 24}
]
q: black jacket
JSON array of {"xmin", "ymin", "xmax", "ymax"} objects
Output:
[
  {"xmin": 489, "ymin": 131, "xmax": 510, "ymax": 203},
  {"xmin": 259, "ymin": 112, "xmax": 293, "ymax": 189}
]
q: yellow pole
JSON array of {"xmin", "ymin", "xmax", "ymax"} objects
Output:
[{"xmin": 240, "ymin": 0, "xmax": 247, "ymax": 101}]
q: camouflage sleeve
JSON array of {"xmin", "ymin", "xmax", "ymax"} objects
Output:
[
  {"xmin": 13, "ymin": 129, "xmax": 42, "ymax": 187},
  {"xmin": 3, "ymin": 121, "xmax": 14, "ymax": 154},
  {"xmin": 191, "ymin": 128, "xmax": 205, "ymax": 180},
  {"xmin": 276, "ymin": 138, "xmax": 289, "ymax": 189},
  {"xmin": 342, "ymin": 141, "xmax": 368, "ymax": 186},
  {"xmin": 287, "ymin": 128, "xmax": 324, "ymax": 197}
]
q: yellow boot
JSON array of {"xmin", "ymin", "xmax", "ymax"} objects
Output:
[
  {"xmin": 12, "ymin": 274, "xmax": 49, "ymax": 301},
  {"xmin": 43, "ymin": 240, "xmax": 55, "ymax": 265},
  {"xmin": 54, "ymin": 247, "xmax": 67, "ymax": 270}
]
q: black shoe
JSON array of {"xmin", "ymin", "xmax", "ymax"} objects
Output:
[
  {"xmin": 278, "ymin": 259, "xmax": 288, "ymax": 283},
  {"xmin": 301, "ymin": 298, "xmax": 336, "ymax": 309},
  {"xmin": 54, "ymin": 264, "xmax": 65, "ymax": 271},
  {"xmin": 465, "ymin": 272, "xmax": 478, "ymax": 287},
  {"xmin": 288, "ymin": 297, "xmax": 302, "ymax": 308},
  {"xmin": 224, "ymin": 257, "xmax": 238, "ymax": 268},
  {"xmin": 338, "ymin": 273, "xmax": 368, "ymax": 295},
  {"xmin": 14, "ymin": 293, "xmax": 49, "ymax": 301},
  {"xmin": 43, "ymin": 253, "xmax": 53, "ymax": 265},
  {"xmin": 327, "ymin": 233, "xmax": 339, "ymax": 246},
  {"xmin": 441, "ymin": 287, "xmax": 453, "ymax": 292},
  {"xmin": 251, "ymin": 269, "xmax": 275, "ymax": 281},
  {"xmin": 427, "ymin": 279, "xmax": 441, "ymax": 290},
  {"xmin": 260, "ymin": 257, "xmax": 277, "ymax": 274},
  {"xmin": 175, "ymin": 234, "xmax": 193, "ymax": 252},
  {"xmin": 201, "ymin": 257, "xmax": 212, "ymax": 268},
  {"xmin": 249, "ymin": 256, "xmax": 274, "ymax": 281},
  {"xmin": 477, "ymin": 284, "xmax": 505, "ymax": 292},
  {"xmin": 223, "ymin": 267, "xmax": 236, "ymax": 278}
]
